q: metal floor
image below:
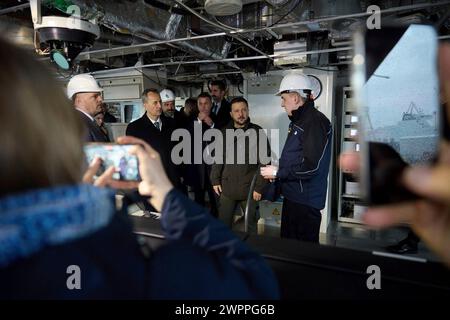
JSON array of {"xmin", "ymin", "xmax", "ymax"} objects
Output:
[
  {"xmin": 128, "ymin": 193, "xmax": 440, "ymax": 264},
  {"xmin": 233, "ymin": 217, "xmax": 440, "ymax": 263}
]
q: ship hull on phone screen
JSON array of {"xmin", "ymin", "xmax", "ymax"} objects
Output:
[
  {"xmin": 84, "ymin": 143, "xmax": 140, "ymax": 181},
  {"xmin": 353, "ymin": 24, "xmax": 440, "ymax": 205}
]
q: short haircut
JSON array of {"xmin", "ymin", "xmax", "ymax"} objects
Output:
[
  {"xmin": 210, "ymin": 80, "xmax": 226, "ymax": 91},
  {"xmin": 300, "ymin": 89, "xmax": 312, "ymax": 100},
  {"xmin": 197, "ymin": 92, "xmax": 212, "ymax": 101},
  {"xmin": 291, "ymin": 89, "xmax": 312, "ymax": 101},
  {"xmin": 184, "ymin": 98, "xmax": 197, "ymax": 110},
  {"xmin": 142, "ymin": 88, "xmax": 160, "ymax": 104},
  {"xmin": 230, "ymin": 97, "xmax": 248, "ymax": 108},
  {"xmin": 183, "ymin": 98, "xmax": 198, "ymax": 117}
]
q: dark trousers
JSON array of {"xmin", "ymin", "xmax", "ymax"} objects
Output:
[
  {"xmin": 193, "ymin": 178, "xmax": 218, "ymax": 217},
  {"xmin": 218, "ymin": 194, "xmax": 258, "ymax": 235},
  {"xmin": 280, "ymin": 198, "xmax": 322, "ymax": 243}
]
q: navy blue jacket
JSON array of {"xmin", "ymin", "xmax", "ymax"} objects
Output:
[
  {"xmin": 0, "ymin": 185, "xmax": 279, "ymax": 299},
  {"xmin": 277, "ymin": 101, "xmax": 332, "ymax": 210}
]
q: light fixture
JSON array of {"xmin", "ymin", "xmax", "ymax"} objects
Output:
[
  {"xmin": 204, "ymin": 0, "xmax": 243, "ymax": 16},
  {"xmin": 30, "ymin": 0, "xmax": 100, "ymax": 70},
  {"xmin": 51, "ymin": 50, "xmax": 70, "ymax": 70}
]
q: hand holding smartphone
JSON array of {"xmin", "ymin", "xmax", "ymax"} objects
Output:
[
  {"xmin": 352, "ymin": 24, "xmax": 441, "ymax": 205},
  {"xmin": 84, "ymin": 143, "xmax": 141, "ymax": 181}
]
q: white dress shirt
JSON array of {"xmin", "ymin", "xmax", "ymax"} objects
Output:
[
  {"xmin": 76, "ymin": 108, "xmax": 94, "ymax": 122},
  {"xmin": 149, "ymin": 117, "xmax": 162, "ymax": 131}
]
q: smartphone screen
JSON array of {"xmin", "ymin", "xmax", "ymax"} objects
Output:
[
  {"xmin": 84, "ymin": 143, "xmax": 140, "ymax": 181},
  {"xmin": 353, "ymin": 24, "xmax": 440, "ymax": 205}
]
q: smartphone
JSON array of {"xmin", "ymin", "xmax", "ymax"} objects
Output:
[
  {"xmin": 84, "ymin": 143, "xmax": 140, "ymax": 181},
  {"xmin": 352, "ymin": 24, "xmax": 440, "ymax": 205}
]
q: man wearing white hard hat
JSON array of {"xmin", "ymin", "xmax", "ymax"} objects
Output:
[
  {"xmin": 260, "ymin": 73, "xmax": 332, "ymax": 243},
  {"xmin": 160, "ymin": 88, "xmax": 176, "ymax": 117},
  {"xmin": 67, "ymin": 74, "xmax": 109, "ymax": 142},
  {"xmin": 160, "ymin": 88, "xmax": 187, "ymax": 129}
]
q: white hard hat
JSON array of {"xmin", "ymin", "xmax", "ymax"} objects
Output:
[
  {"xmin": 67, "ymin": 74, "xmax": 103, "ymax": 99},
  {"xmin": 160, "ymin": 89, "xmax": 175, "ymax": 103},
  {"xmin": 275, "ymin": 73, "xmax": 312, "ymax": 96}
]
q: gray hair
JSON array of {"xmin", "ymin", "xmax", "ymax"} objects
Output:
[{"xmin": 142, "ymin": 88, "xmax": 160, "ymax": 104}]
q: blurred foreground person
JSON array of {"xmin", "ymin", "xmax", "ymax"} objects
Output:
[{"xmin": 0, "ymin": 37, "xmax": 279, "ymax": 299}]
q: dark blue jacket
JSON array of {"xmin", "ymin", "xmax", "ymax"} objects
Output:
[
  {"xmin": 0, "ymin": 185, "xmax": 279, "ymax": 299},
  {"xmin": 277, "ymin": 101, "xmax": 332, "ymax": 210}
]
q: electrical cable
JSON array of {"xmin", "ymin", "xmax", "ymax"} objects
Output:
[
  {"xmin": 143, "ymin": 0, "xmax": 190, "ymax": 15},
  {"xmin": 212, "ymin": 16, "xmax": 240, "ymax": 31},
  {"xmin": 267, "ymin": 0, "xmax": 303, "ymax": 28}
]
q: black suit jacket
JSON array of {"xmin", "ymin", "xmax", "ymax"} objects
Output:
[
  {"xmin": 212, "ymin": 98, "xmax": 231, "ymax": 129},
  {"xmin": 173, "ymin": 109, "xmax": 189, "ymax": 129},
  {"xmin": 184, "ymin": 119, "xmax": 215, "ymax": 190},
  {"xmin": 126, "ymin": 113, "xmax": 181, "ymax": 188},
  {"xmin": 104, "ymin": 111, "xmax": 117, "ymax": 123},
  {"xmin": 77, "ymin": 110, "xmax": 110, "ymax": 142}
]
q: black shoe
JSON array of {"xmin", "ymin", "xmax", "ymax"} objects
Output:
[{"xmin": 386, "ymin": 239, "xmax": 418, "ymax": 254}]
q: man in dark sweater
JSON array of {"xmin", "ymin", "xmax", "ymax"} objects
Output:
[{"xmin": 210, "ymin": 97, "xmax": 270, "ymax": 234}]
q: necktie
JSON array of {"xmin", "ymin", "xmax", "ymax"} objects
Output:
[
  {"xmin": 212, "ymin": 103, "xmax": 218, "ymax": 115},
  {"xmin": 154, "ymin": 121, "xmax": 160, "ymax": 131}
]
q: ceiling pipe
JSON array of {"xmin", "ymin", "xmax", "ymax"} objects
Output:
[
  {"xmin": 174, "ymin": 0, "xmax": 285, "ymax": 68},
  {"xmin": 79, "ymin": 32, "xmax": 227, "ymax": 59},
  {"xmin": 240, "ymin": 0, "xmax": 450, "ymax": 33},
  {"xmin": 81, "ymin": 0, "xmax": 450, "ymax": 59},
  {"xmin": 90, "ymin": 45, "xmax": 352, "ymax": 75},
  {"xmin": 0, "ymin": 3, "xmax": 30, "ymax": 16},
  {"xmin": 69, "ymin": 0, "xmax": 238, "ymax": 69}
]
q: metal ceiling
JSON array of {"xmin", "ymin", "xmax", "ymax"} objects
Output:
[{"xmin": 0, "ymin": 0, "xmax": 449, "ymax": 83}]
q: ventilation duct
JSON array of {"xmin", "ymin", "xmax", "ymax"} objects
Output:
[{"xmin": 69, "ymin": 0, "xmax": 235, "ymax": 68}]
